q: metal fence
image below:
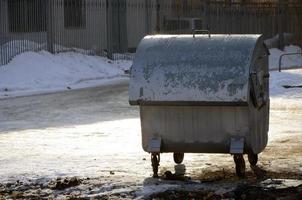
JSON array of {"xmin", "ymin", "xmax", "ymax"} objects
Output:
[{"xmin": 1, "ymin": 0, "xmax": 302, "ymax": 65}]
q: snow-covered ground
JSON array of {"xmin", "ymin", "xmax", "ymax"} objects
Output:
[
  {"xmin": 0, "ymin": 50, "xmax": 131, "ymax": 98},
  {"xmin": 269, "ymin": 45, "xmax": 302, "ymax": 70},
  {"xmin": 270, "ymin": 69, "xmax": 302, "ymax": 109}
]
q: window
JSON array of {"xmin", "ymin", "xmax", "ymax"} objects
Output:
[
  {"xmin": 8, "ymin": 0, "xmax": 47, "ymax": 32},
  {"xmin": 64, "ymin": 0, "xmax": 86, "ymax": 29}
]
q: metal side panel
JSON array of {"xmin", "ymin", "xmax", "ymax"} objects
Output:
[
  {"xmin": 140, "ymin": 106, "xmax": 250, "ymax": 153},
  {"xmin": 247, "ymin": 102, "xmax": 269, "ymax": 154},
  {"xmin": 246, "ymin": 39, "xmax": 269, "ymax": 154}
]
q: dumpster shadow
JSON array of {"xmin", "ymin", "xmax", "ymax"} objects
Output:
[
  {"xmin": 151, "ymin": 163, "xmax": 300, "ymax": 183},
  {"xmin": 250, "ymin": 165, "xmax": 267, "ymax": 179},
  {"xmin": 141, "ymin": 164, "xmax": 302, "ymax": 199},
  {"xmin": 195, "ymin": 164, "xmax": 302, "ymax": 182}
]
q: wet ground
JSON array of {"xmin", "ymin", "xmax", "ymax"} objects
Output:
[{"xmin": 0, "ymin": 80, "xmax": 301, "ymax": 199}]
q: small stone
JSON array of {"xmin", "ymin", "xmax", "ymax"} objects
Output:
[
  {"xmin": 5, "ymin": 183, "xmax": 12, "ymax": 188},
  {"xmin": 163, "ymin": 171, "xmax": 173, "ymax": 179},
  {"xmin": 110, "ymin": 171, "xmax": 115, "ymax": 175}
]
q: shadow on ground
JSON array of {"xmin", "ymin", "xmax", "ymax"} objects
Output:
[
  {"xmin": 1, "ymin": 165, "xmax": 301, "ymax": 200},
  {"xmin": 0, "ymin": 80, "xmax": 138, "ymax": 132}
]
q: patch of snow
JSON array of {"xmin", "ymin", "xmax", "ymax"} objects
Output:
[
  {"xmin": 0, "ymin": 40, "xmax": 101, "ymax": 65},
  {"xmin": 270, "ymin": 68, "xmax": 302, "ymax": 109},
  {"xmin": 0, "ymin": 118, "xmax": 142, "ymax": 182},
  {"xmin": 269, "ymin": 45, "xmax": 302, "ymax": 70},
  {"xmin": 135, "ymin": 183, "xmax": 179, "ymax": 199},
  {"xmin": 260, "ymin": 179, "xmax": 302, "ymax": 190},
  {"xmin": 0, "ymin": 50, "xmax": 132, "ymax": 98}
]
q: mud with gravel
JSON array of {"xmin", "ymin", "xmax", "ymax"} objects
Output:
[{"xmin": 0, "ymin": 168, "xmax": 301, "ymax": 200}]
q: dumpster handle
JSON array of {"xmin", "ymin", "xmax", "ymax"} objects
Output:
[{"xmin": 192, "ymin": 29, "xmax": 211, "ymax": 38}]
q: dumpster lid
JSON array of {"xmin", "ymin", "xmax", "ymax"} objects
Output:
[{"xmin": 129, "ymin": 34, "xmax": 262, "ymax": 105}]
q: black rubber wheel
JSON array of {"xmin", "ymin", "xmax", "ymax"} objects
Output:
[
  {"xmin": 248, "ymin": 153, "xmax": 258, "ymax": 166},
  {"xmin": 173, "ymin": 153, "xmax": 184, "ymax": 164},
  {"xmin": 151, "ymin": 153, "xmax": 160, "ymax": 178},
  {"xmin": 233, "ymin": 154, "xmax": 246, "ymax": 178}
]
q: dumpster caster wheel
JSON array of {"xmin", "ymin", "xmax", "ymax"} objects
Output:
[
  {"xmin": 173, "ymin": 153, "xmax": 184, "ymax": 164},
  {"xmin": 248, "ymin": 153, "xmax": 258, "ymax": 166},
  {"xmin": 233, "ymin": 154, "xmax": 246, "ymax": 178},
  {"xmin": 151, "ymin": 153, "xmax": 160, "ymax": 178}
]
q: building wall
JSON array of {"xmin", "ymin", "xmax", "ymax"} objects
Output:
[
  {"xmin": 127, "ymin": 0, "xmax": 156, "ymax": 49},
  {"xmin": 0, "ymin": 0, "xmax": 47, "ymax": 45},
  {"xmin": 51, "ymin": 0, "xmax": 108, "ymax": 53},
  {"xmin": 0, "ymin": 0, "xmax": 9, "ymax": 44},
  {"xmin": 1, "ymin": 0, "xmax": 302, "ymax": 64}
]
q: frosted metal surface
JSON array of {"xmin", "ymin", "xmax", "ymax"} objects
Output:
[{"xmin": 129, "ymin": 34, "xmax": 262, "ymax": 104}]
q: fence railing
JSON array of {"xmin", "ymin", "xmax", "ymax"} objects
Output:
[
  {"xmin": 278, "ymin": 52, "xmax": 302, "ymax": 72},
  {"xmin": 1, "ymin": 0, "xmax": 302, "ymax": 66}
]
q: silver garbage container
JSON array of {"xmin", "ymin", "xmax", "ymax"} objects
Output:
[{"xmin": 129, "ymin": 34, "xmax": 270, "ymax": 177}]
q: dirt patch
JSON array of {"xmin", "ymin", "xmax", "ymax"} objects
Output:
[
  {"xmin": 48, "ymin": 177, "xmax": 81, "ymax": 190},
  {"xmin": 273, "ymin": 144, "xmax": 302, "ymax": 155},
  {"xmin": 1, "ymin": 175, "xmax": 302, "ymax": 199},
  {"xmin": 148, "ymin": 184, "xmax": 302, "ymax": 200},
  {"xmin": 264, "ymin": 137, "xmax": 302, "ymax": 156},
  {"xmin": 225, "ymin": 183, "xmax": 302, "ymax": 200},
  {"xmin": 148, "ymin": 189, "xmax": 220, "ymax": 200}
]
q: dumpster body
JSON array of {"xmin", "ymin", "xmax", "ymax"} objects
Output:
[{"xmin": 129, "ymin": 34, "xmax": 269, "ymax": 177}]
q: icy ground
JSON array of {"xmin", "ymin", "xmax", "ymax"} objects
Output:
[{"xmin": 0, "ymin": 67, "xmax": 302, "ymax": 199}]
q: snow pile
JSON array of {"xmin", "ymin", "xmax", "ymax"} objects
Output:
[
  {"xmin": 0, "ymin": 50, "xmax": 132, "ymax": 98},
  {"xmin": 269, "ymin": 45, "xmax": 302, "ymax": 70},
  {"xmin": 270, "ymin": 68, "xmax": 302, "ymax": 109},
  {"xmin": 52, "ymin": 44, "xmax": 97, "ymax": 55},
  {"xmin": 0, "ymin": 40, "xmax": 103, "ymax": 65},
  {"xmin": 0, "ymin": 40, "xmax": 45, "ymax": 64}
]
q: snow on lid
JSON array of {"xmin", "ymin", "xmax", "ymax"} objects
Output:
[{"xmin": 129, "ymin": 34, "xmax": 262, "ymax": 104}]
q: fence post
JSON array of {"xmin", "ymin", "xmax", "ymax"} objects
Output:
[
  {"xmin": 278, "ymin": 0, "xmax": 286, "ymax": 50},
  {"xmin": 203, "ymin": 0, "xmax": 210, "ymax": 30},
  {"xmin": 106, "ymin": 0, "xmax": 113, "ymax": 59},
  {"xmin": 155, "ymin": 0, "xmax": 160, "ymax": 33},
  {"xmin": 47, "ymin": 0, "xmax": 54, "ymax": 53},
  {"xmin": 118, "ymin": 0, "xmax": 128, "ymax": 53},
  {"xmin": 145, "ymin": 0, "xmax": 150, "ymax": 34}
]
